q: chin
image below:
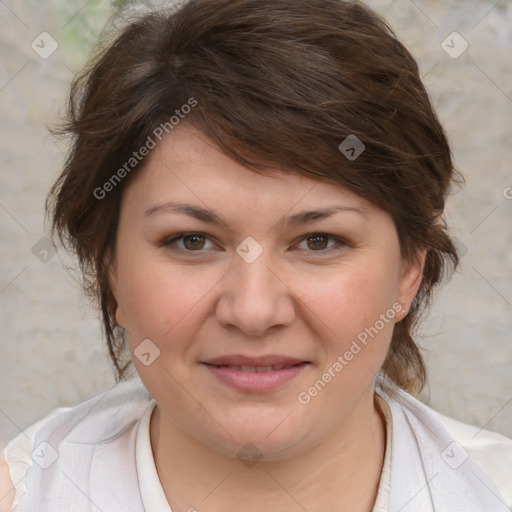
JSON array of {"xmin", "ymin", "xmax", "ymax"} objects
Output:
[{"xmin": 198, "ymin": 411, "xmax": 313, "ymax": 463}]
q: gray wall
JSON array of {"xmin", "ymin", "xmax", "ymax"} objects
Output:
[{"xmin": 1, "ymin": 0, "xmax": 511, "ymax": 446}]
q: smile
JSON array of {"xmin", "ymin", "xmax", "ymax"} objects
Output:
[
  {"xmin": 202, "ymin": 361, "xmax": 310, "ymax": 392},
  {"xmin": 212, "ymin": 364, "xmax": 298, "ymax": 372}
]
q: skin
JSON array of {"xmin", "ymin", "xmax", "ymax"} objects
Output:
[
  {"xmin": 111, "ymin": 125, "xmax": 425, "ymax": 512},
  {"xmin": 0, "ymin": 455, "xmax": 14, "ymax": 512}
]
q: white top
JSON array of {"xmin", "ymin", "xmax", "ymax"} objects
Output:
[
  {"xmin": 135, "ymin": 395, "xmax": 393, "ymax": 512},
  {"xmin": 2, "ymin": 375, "xmax": 511, "ymax": 511},
  {"xmin": 135, "ymin": 401, "xmax": 172, "ymax": 511},
  {"xmin": 135, "ymin": 396, "xmax": 392, "ymax": 511}
]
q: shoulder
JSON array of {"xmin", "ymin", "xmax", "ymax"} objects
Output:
[
  {"xmin": 0, "ymin": 453, "xmax": 15, "ymax": 512},
  {"xmin": 377, "ymin": 381, "xmax": 512, "ymax": 509},
  {"xmin": 435, "ymin": 410, "xmax": 512, "ymax": 507},
  {"xmin": 1, "ymin": 377, "xmax": 151, "ymax": 509},
  {"xmin": 2, "ymin": 406, "xmax": 69, "ymax": 511}
]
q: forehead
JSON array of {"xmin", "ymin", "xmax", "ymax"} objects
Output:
[{"xmin": 122, "ymin": 125, "xmax": 374, "ymax": 217}]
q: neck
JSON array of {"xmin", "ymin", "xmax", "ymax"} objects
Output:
[{"xmin": 150, "ymin": 389, "xmax": 386, "ymax": 512}]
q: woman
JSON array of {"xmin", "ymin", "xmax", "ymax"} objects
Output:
[{"xmin": 1, "ymin": 0, "xmax": 511, "ymax": 511}]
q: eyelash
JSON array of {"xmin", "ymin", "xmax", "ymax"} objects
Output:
[{"xmin": 160, "ymin": 232, "xmax": 349, "ymax": 256}]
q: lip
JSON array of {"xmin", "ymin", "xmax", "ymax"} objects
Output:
[
  {"xmin": 201, "ymin": 355, "xmax": 311, "ymax": 392},
  {"xmin": 203, "ymin": 354, "xmax": 308, "ymax": 367}
]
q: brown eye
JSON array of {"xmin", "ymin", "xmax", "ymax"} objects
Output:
[
  {"xmin": 182, "ymin": 234, "xmax": 207, "ymax": 250},
  {"xmin": 306, "ymin": 234, "xmax": 329, "ymax": 250},
  {"xmin": 161, "ymin": 233, "xmax": 215, "ymax": 252},
  {"xmin": 295, "ymin": 233, "xmax": 347, "ymax": 255}
]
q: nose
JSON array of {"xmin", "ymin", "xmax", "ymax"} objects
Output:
[{"xmin": 215, "ymin": 249, "xmax": 296, "ymax": 337}]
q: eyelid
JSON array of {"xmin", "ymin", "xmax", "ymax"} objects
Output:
[
  {"xmin": 160, "ymin": 232, "xmax": 218, "ymax": 252},
  {"xmin": 161, "ymin": 232, "xmax": 349, "ymax": 255},
  {"xmin": 293, "ymin": 233, "xmax": 348, "ymax": 254}
]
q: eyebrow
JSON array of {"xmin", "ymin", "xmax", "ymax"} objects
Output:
[{"xmin": 144, "ymin": 201, "xmax": 366, "ymax": 228}]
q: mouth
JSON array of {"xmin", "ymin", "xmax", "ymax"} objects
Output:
[
  {"xmin": 203, "ymin": 354, "xmax": 309, "ymax": 367},
  {"xmin": 201, "ymin": 355, "xmax": 311, "ymax": 392},
  {"xmin": 206, "ymin": 363, "xmax": 302, "ymax": 372}
]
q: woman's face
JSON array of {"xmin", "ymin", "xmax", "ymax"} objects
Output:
[{"xmin": 111, "ymin": 125, "xmax": 423, "ymax": 460}]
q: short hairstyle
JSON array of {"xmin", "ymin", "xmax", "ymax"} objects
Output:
[{"xmin": 47, "ymin": 0, "xmax": 460, "ymax": 395}]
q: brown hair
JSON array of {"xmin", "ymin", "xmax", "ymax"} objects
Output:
[{"xmin": 47, "ymin": 0, "xmax": 460, "ymax": 395}]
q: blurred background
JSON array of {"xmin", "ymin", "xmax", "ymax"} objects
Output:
[{"xmin": 1, "ymin": 0, "xmax": 511, "ymax": 444}]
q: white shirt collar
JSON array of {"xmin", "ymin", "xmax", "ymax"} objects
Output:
[
  {"xmin": 135, "ymin": 395, "xmax": 392, "ymax": 512},
  {"xmin": 136, "ymin": 400, "xmax": 173, "ymax": 512}
]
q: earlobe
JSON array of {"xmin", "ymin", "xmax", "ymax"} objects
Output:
[
  {"xmin": 115, "ymin": 305, "xmax": 126, "ymax": 329},
  {"xmin": 108, "ymin": 260, "xmax": 125, "ymax": 328},
  {"xmin": 397, "ymin": 249, "xmax": 427, "ymax": 316}
]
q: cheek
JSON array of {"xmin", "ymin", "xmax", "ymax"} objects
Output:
[
  {"xmin": 115, "ymin": 255, "xmax": 220, "ymax": 346},
  {"xmin": 296, "ymin": 261, "xmax": 399, "ymax": 332},
  {"xmin": 292, "ymin": 261, "xmax": 400, "ymax": 387}
]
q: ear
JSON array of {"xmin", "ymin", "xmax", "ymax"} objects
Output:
[
  {"xmin": 108, "ymin": 257, "xmax": 126, "ymax": 329},
  {"xmin": 397, "ymin": 249, "xmax": 427, "ymax": 316}
]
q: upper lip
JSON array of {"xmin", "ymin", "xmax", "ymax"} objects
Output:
[{"xmin": 203, "ymin": 355, "xmax": 309, "ymax": 366}]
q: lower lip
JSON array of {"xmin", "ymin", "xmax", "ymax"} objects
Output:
[{"xmin": 203, "ymin": 363, "xmax": 309, "ymax": 392}]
